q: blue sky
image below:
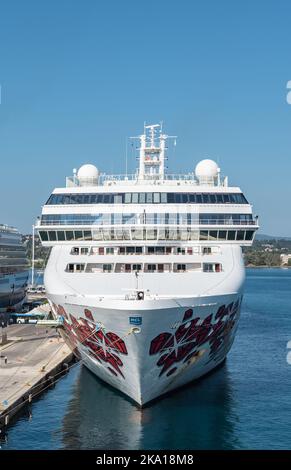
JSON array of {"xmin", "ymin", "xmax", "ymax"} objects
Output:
[{"xmin": 0, "ymin": 0, "xmax": 291, "ymax": 235}]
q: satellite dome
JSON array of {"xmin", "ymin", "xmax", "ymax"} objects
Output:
[
  {"xmin": 77, "ymin": 164, "xmax": 99, "ymax": 186},
  {"xmin": 195, "ymin": 159, "xmax": 220, "ymax": 184},
  {"xmin": 77, "ymin": 164, "xmax": 99, "ymax": 179}
]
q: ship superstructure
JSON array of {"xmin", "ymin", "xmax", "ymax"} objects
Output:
[
  {"xmin": 0, "ymin": 225, "xmax": 29, "ymax": 311},
  {"xmin": 37, "ymin": 124, "xmax": 258, "ymax": 405}
]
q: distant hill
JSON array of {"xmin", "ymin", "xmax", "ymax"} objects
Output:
[{"xmin": 256, "ymin": 233, "xmax": 291, "ymax": 241}]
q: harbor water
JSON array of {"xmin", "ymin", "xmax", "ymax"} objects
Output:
[{"xmin": 1, "ymin": 268, "xmax": 291, "ymax": 450}]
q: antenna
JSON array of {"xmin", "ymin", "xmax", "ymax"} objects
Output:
[
  {"xmin": 130, "ymin": 123, "xmax": 177, "ymax": 181},
  {"xmin": 125, "ymin": 137, "xmax": 128, "ymax": 177}
]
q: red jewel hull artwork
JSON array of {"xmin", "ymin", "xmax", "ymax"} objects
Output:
[
  {"xmin": 51, "ymin": 297, "xmax": 242, "ymax": 405},
  {"xmin": 53, "ymin": 304, "xmax": 128, "ymax": 378},
  {"xmin": 149, "ymin": 299, "xmax": 241, "ymax": 379}
]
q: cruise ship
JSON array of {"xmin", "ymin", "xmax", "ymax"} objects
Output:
[
  {"xmin": 37, "ymin": 124, "xmax": 259, "ymax": 405},
  {"xmin": 0, "ymin": 225, "xmax": 29, "ymax": 311}
]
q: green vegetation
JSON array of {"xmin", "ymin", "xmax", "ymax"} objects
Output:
[
  {"xmin": 243, "ymin": 239, "xmax": 291, "ymax": 267},
  {"xmin": 22, "ymin": 234, "xmax": 50, "ymax": 269}
]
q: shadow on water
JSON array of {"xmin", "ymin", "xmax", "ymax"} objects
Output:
[{"xmin": 61, "ymin": 361, "xmax": 241, "ymax": 450}]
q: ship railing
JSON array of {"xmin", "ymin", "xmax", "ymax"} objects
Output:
[
  {"xmin": 39, "ymin": 219, "xmax": 257, "ymax": 226},
  {"xmin": 66, "ymin": 173, "xmax": 227, "ymax": 187}
]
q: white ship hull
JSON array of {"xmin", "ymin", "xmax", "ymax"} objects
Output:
[{"xmin": 48, "ymin": 291, "xmax": 242, "ymax": 406}]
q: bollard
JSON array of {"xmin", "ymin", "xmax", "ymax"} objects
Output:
[{"xmin": 48, "ymin": 375, "xmax": 54, "ymax": 387}]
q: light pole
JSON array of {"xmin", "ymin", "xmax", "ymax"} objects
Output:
[{"xmin": 31, "ymin": 224, "xmax": 35, "ymax": 287}]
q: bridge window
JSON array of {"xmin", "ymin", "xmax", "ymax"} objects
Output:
[
  {"xmin": 39, "ymin": 231, "xmax": 48, "ymax": 241},
  {"xmin": 245, "ymin": 230, "xmax": 254, "ymax": 240},
  {"xmin": 46, "ymin": 192, "xmax": 249, "ymax": 206}
]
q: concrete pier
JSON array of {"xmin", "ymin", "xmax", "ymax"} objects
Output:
[{"xmin": 0, "ymin": 324, "xmax": 74, "ymax": 428}]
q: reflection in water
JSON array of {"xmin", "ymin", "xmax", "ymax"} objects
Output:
[{"xmin": 62, "ymin": 361, "xmax": 240, "ymax": 450}]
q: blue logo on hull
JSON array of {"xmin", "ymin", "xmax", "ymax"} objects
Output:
[{"xmin": 129, "ymin": 316, "xmax": 142, "ymax": 326}]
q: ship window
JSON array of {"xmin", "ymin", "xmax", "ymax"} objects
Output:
[
  {"xmin": 131, "ymin": 193, "xmax": 138, "ymax": 204},
  {"xmin": 57, "ymin": 231, "xmax": 65, "ymax": 241},
  {"xmin": 132, "ymin": 229, "xmax": 143, "ymax": 240},
  {"xmin": 74, "ymin": 231, "xmax": 83, "ymax": 240},
  {"xmin": 146, "ymin": 193, "xmax": 153, "ymax": 204},
  {"xmin": 236, "ymin": 230, "xmax": 245, "ymax": 241},
  {"xmin": 167, "ymin": 193, "xmax": 175, "ymax": 203},
  {"xmin": 92, "ymin": 229, "xmax": 103, "ymax": 240},
  {"xmin": 209, "ymin": 230, "xmax": 218, "ymax": 240},
  {"xmin": 139, "ymin": 193, "xmax": 146, "ymax": 204},
  {"xmin": 103, "ymin": 264, "xmax": 112, "ymax": 273},
  {"xmin": 125, "ymin": 264, "xmax": 131, "ymax": 272},
  {"xmin": 203, "ymin": 263, "xmax": 214, "ymax": 272},
  {"xmin": 189, "ymin": 230, "xmax": 198, "ymax": 240},
  {"xmin": 83, "ymin": 230, "xmax": 92, "ymax": 240},
  {"xmin": 218, "ymin": 230, "xmax": 227, "ymax": 240},
  {"xmin": 147, "ymin": 264, "xmax": 156, "ymax": 272},
  {"xmin": 45, "ymin": 191, "xmax": 249, "ymax": 206},
  {"xmin": 66, "ymin": 231, "xmax": 74, "ymax": 240},
  {"xmin": 176, "ymin": 264, "xmax": 186, "ymax": 272},
  {"xmin": 48, "ymin": 231, "xmax": 57, "ymax": 241},
  {"xmin": 227, "ymin": 231, "xmax": 236, "ymax": 240},
  {"xmin": 199, "ymin": 230, "xmax": 209, "ymax": 241},
  {"xmin": 133, "ymin": 264, "xmax": 142, "ymax": 271},
  {"xmin": 76, "ymin": 264, "xmax": 85, "ymax": 272},
  {"xmin": 67, "ymin": 264, "xmax": 74, "ymax": 272},
  {"xmin": 245, "ymin": 230, "xmax": 254, "ymax": 240},
  {"xmin": 114, "ymin": 194, "xmax": 123, "ymax": 204},
  {"xmin": 39, "ymin": 231, "xmax": 48, "ymax": 241},
  {"xmin": 146, "ymin": 229, "xmax": 157, "ymax": 240},
  {"xmin": 153, "ymin": 193, "xmax": 160, "ymax": 203},
  {"xmin": 161, "ymin": 193, "xmax": 167, "ymax": 203}
]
